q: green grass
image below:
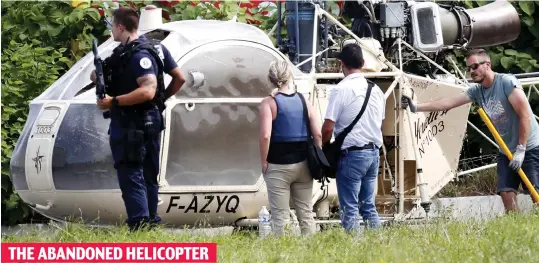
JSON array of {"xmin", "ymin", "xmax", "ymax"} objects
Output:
[{"xmin": 3, "ymin": 211, "xmax": 539, "ymax": 263}]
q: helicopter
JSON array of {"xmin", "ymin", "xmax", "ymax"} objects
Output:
[{"xmin": 9, "ymin": 0, "xmax": 539, "ymax": 229}]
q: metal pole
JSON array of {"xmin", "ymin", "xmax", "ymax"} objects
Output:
[
  {"xmin": 276, "ymin": 0, "xmax": 282, "ymax": 45},
  {"xmin": 398, "ymin": 83, "xmax": 405, "ymax": 214},
  {"xmin": 533, "ymin": 85, "xmax": 539, "ymax": 96},
  {"xmin": 295, "ymin": 1, "xmax": 300, "ymax": 64},
  {"xmin": 296, "ymin": 47, "xmax": 329, "ymax": 69},
  {"xmin": 467, "ymin": 120, "xmax": 499, "ymax": 149},
  {"xmin": 323, "ymin": 1, "xmax": 328, "ymax": 65},
  {"xmin": 310, "ymin": 4, "xmax": 319, "ymax": 74},
  {"xmin": 393, "ymin": 87, "xmax": 399, "ymax": 196},
  {"xmin": 380, "ymin": 143, "xmax": 394, "ymax": 189},
  {"xmin": 448, "ymin": 57, "xmax": 468, "ymax": 85},
  {"xmin": 384, "ymin": 75, "xmax": 402, "ymax": 100},
  {"xmin": 400, "ymin": 41, "xmax": 464, "ymax": 85},
  {"xmin": 315, "ymin": 71, "xmax": 401, "ymax": 79},
  {"xmin": 520, "ymin": 77, "xmax": 539, "ymax": 86},
  {"xmin": 457, "ymin": 163, "xmax": 497, "ymax": 177},
  {"xmin": 398, "ymin": 38, "xmax": 403, "ymax": 71}
]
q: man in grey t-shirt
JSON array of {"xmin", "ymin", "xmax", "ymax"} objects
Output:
[{"xmin": 401, "ymin": 49, "xmax": 539, "ymax": 213}]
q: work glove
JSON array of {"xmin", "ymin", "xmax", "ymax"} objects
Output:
[
  {"xmin": 401, "ymin": 95, "xmax": 417, "ymax": 113},
  {"xmin": 509, "ymin": 144, "xmax": 526, "ymax": 171}
]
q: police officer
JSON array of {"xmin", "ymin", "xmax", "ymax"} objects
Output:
[{"xmin": 91, "ymin": 7, "xmax": 185, "ymax": 231}]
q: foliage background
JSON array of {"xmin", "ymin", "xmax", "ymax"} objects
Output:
[{"xmin": 1, "ymin": 0, "xmax": 538, "ymax": 225}]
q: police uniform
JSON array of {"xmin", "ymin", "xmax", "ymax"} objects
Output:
[{"xmin": 105, "ymin": 35, "xmax": 178, "ymax": 231}]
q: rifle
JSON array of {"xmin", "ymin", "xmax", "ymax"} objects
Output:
[{"xmin": 92, "ymin": 39, "xmax": 110, "ymax": 119}]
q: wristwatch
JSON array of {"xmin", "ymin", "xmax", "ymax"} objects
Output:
[{"xmin": 112, "ymin": 97, "xmax": 119, "ymax": 107}]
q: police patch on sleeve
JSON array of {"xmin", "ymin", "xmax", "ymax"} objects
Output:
[{"xmin": 139, "ymin": 57, "xmax": 152, "ymax": 69}]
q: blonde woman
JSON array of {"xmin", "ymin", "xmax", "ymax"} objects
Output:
[{"xmin": 258, "ymin": 60, "xmax": 323, "ymax": 236}]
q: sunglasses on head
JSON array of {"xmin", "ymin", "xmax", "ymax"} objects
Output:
[{"xmin": 467, "ymin": 61, "xmax": 487, "ymax": 71}]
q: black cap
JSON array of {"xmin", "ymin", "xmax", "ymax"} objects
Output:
[{"xmin": 336, "ymin": 43, "xmax": 364, "ymax": 69}]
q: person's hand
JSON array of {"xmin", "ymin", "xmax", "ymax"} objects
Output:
[
  {"xmin": 401, "ymin": 95, "xmax": 417, "ymax": 113},
  {"xmin": 262, "ymin": 162, "xmax": 268, "ymax": 174},
  {"xmin": 90, "ymin": 70, "xmax": 96, "ymax": 83},
  {"xmin": 97, "ymin": 95, "xmax": 112, "ymax": 110},
  {"xmin": 509, "ymin": 144, "xmax": 526, "ymax": 171}
]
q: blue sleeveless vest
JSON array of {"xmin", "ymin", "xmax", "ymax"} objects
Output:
[{"xmin": 271, "ymin": 93, "xmax": 308, "ymax": 142}]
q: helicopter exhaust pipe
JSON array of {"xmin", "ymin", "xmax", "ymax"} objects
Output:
[{"xmin": 437, "ymin": 0, "xmax": 521, "ymax": 48}]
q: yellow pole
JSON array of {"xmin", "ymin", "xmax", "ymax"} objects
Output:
[{"xmin": 477, "ymin": 108, "xmax": 539, "ymax": 203}]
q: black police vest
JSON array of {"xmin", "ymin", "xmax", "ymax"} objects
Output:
[{"xmin": 103, "ymin": 39, "xmax": 167, "ymax": 113}]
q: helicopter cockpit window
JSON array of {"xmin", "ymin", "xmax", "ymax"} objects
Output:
[{"xmin": 52, "ymin": 104, "xmax": 117, "ymax": 190}]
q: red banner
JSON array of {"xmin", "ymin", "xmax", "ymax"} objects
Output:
[{"xmin": 1, "ymin": 243, "xmax": 217, "ymax": 262}]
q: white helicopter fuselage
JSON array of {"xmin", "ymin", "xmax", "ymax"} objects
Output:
[
  {"xmin": 11, "ymin": 19, "xmax": 340, "ymax": 227},
  {"xmin": 10, "ymin": 11, "xmax": 484, "ymax": 228}
]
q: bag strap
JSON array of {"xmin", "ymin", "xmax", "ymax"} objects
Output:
[
  {"xmin": 298, "ymin": 92, "xmax": 331, "ymax": 188},
  {"xmin": 335, "ymin": 79, "xmax": 375, "ymax": 143},
  {"xmin": 297, "ymin": 93, "xmax": 312, "ymax": 142}
]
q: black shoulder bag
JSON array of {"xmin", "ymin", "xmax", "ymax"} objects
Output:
[
  {"xmin": 323, "ymin": 80, "xmax": 375, "ymax": 178},
  {"xmin": 297, "ymin": 93, "xmax": 331, "ymax": 182}
]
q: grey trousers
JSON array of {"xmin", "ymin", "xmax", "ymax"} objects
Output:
[{"xmin": 263, "ymin": 160, "xmax": 316, "ymax": 236}]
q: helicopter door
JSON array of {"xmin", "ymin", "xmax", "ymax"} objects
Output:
[{"xmin": 25, "ymin": 102, "xmax": 68, "ymax": 192}]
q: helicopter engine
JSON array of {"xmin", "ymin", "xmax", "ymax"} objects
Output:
[{"xmin": 278, "ymin": 0, "xmax": 521, "ymax": 75}]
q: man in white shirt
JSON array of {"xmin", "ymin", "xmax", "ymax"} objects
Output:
[{"xmin": 322, "ymin": 43, "xmax": 385, "ymax": 233}]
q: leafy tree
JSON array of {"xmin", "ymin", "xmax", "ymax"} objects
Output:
[{"xmin": 1, "ymin": 0, "xmax": 108, "ymax": 225}]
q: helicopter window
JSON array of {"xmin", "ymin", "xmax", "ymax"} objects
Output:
[
  {"xmin": 163, "ymin": 42, "xmax": 284, "ymax": 187},
  {"xmin": 51, "ymin": 104, "xmax": 118, "ymax": 190},
  {"xmin": 171, "ymin": 42, "xmax": 278, "ymax": 98},
  {"xmin": 165, "ymin": 102, "xmax": 262, "ymax": 187}
]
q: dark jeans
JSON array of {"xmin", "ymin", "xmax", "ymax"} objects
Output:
[
  {"xmin": 497, "ymin": 146, "xmax": 539, "ymax": 195},
  {"xmin": 336, "ymin": 147, "xmax": 381, "ymax": 233}
]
